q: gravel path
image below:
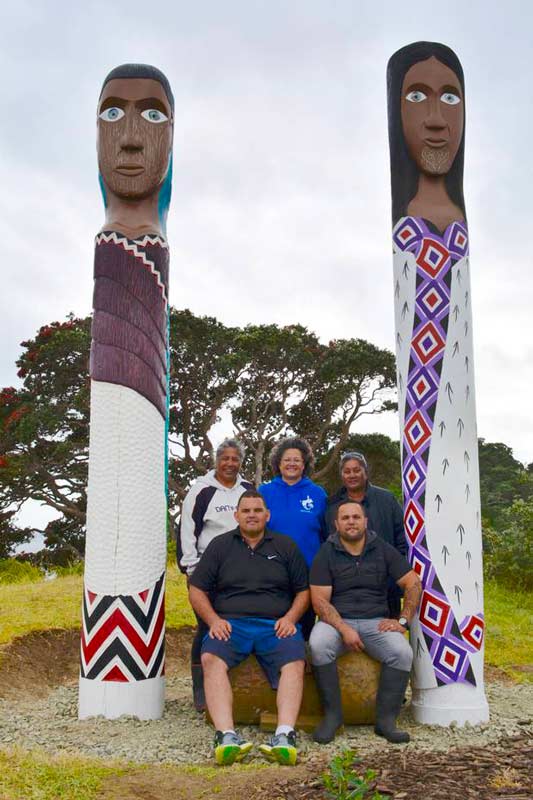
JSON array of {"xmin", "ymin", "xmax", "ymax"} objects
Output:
[{"xmin": 1, "ymin": 677, "xmax": 531, "ymax": 765}]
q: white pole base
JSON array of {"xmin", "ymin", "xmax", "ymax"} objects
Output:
[
  {"xmin": 78, "ymin": 676, "xmax": 165, "ymax": 720},
  {"xmin": 411, "ymin": 682, "xmax": 489, "ymax": 726}
]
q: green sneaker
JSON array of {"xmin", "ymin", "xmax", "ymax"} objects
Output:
[
  {"xmin": 214, "ymin": 730, "xmax": 253, "ymax": 766},
  {"xmin": 258, "ymin": 731, "xmax": 298, "ymax": 765}
]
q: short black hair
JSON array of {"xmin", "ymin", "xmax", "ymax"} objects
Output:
[
  {"xmin": 387, "ymin": 41, "xmax": 466, "ymax": 225},
  {"xmin": 100, "ymin": 63, "xmax": 174, "ymax": 111},
  {"xmin": 237, "ymin": 489, "xmax": 266, "ymax": 509},
  {"xmin": 335, "ymin": 499, "xmax": 367, "ymax": 518}
]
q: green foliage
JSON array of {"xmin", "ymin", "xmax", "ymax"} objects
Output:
[
  {"xmin": 484, "ymin": 499, "xmax": 533, "ymax": 590},
  {"xmin": 2, "ymin": 310, "xmax": 396, "ymax": 558},
  {"xmin": 317, "ymin": 432, "xmax": 401, "ymax": 496},
  {"xmin": 0, "ymin": 747, "xmax": 124, "ymax": 800},
  {"xmin": 0, "ymin": 558, "xmax": 42, "ymax": 584},
  {"xmin": 479, "ymin": 439, "xmax": 533, "ymax": 528},
  {"xmin": 0, "ymin": 316, "xmax": 90, "ymax": 561},
  {"xmin": 484, "ymin": 578, "xmax": 533, "ymax": 682},
  {"xmin": 321, "ymin": 750, "xmax": 385, "ymax": 800}
]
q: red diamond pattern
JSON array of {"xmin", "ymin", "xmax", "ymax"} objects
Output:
[
  {"xmin": 419, "ymin": 590, "xmax": 451, "ymax": 636},
  {"xmin": 416, "ymin": 238, "xmax": 450, "ymax": 278},
  {"xmin": 412, "ymin": 321, "xmax": 446, "ymax": 365},
  {"xmin": 404, "ymin": 499, "xmax": 424, "ymax": 545},
  {"xmin": 404, "ymin": 409, "xmax": 432, "ymax": 454}
]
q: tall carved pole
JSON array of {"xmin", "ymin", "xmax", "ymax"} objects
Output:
[
  {"xmin": 387, "ymin": 43, "xmax": 488, "ymax": 725},
  {"xmin": 79, "ymin": 64, "xmax": 173, "ymax": 719}
]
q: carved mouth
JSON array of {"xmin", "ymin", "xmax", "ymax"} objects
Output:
[
  {"xmin": 115, "ymin": 165, "xmax": 145, "ymax": 176},
  {"xmin": 423, "ymin": 138, "xmax": 448, "ymax": 148}
]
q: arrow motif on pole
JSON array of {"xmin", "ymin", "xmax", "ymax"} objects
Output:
[
  {"xmin": 395, "ymin": 280, "xmax": 400, "ymax": 299},
  {"xmin": 445, "ymin": 381, "xmax": 453, "ymax": 402},
  {"xmin": 401, "ymin": 301, "xmax": 409, "ymax": 320},
  {"xmin": 476, "ymin": 511, "xmax": 480, "ymax": 528},
  {"xmin": 465, "ymin": 355, "xmax": 469, "ymax": 373},
  {"xmin": 465, "ymin": 483, "xmax": 470, "ymax": 502},
  {"xmin": 453, "ymin": 304, "xmax": 460, "ymax": 321},
  {"xmin": 398, "ymin": 373, "xmax": 403, "ymax": 392},
  {"xmin": 442, "ymin": 457, "xmax": 449, "ymax": 475},
  {"xmin": 442, "ymin": 545, "xmax": 450, "ymax": 565},
  {"xmin": 457, "ymin": 523, "xmax": 465, "ymax": 545},
  {"xmin": 464, "ymin": 451, "xmax": 470, "ymax": 471},
  {"xmin": 454, "ymin": 585, "xmax": 463, "ymax": 604},
  {"xmin": 475, "ymin": 581, "xmax": 480, "ymax": 601},
  {"xmin": 457, "ymin": 418, "xmax": 464, "ymax": 437},
  {"xmin": 457, "ymin": 268, "xmax": 462, "ymax": 285},
  {"xmin": 439, "ymin": 421, "xmax": 446, "ymax": 437},
  {"xmin": 465, "ymin": 385, "xmax": 470, "ymax": 403},
  {"xmin": 416, "ymin": 639, "xmax": 424, "ymax": 658},
  {"xmin": 403, "ymin": 261, "xmax": 410, "ymax": 278},
  {"xmin": 452, "ymin": 341, "xmax": 459, "ymax": 357},
  {"xmin": 465, "ymin": 290, "xmax": 469, "ymax": 308},
  {"xmin": 464, "ymin": 320, "xmax": 469, "ymax": 337},
  {"xmin": 466, "ymin": 551, "xmax": 472, "ymax": 569},
  {"xmin": 435, "ymin": 494, "xmax": 443, "ymax": 511},
  {"xmin": 397, "ymin": 332, "xmax": 402, "ymax": 348}
]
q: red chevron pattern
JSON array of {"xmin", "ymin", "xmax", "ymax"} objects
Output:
[{"xmin": 80, "ymin": 572, "xmax": 165, "ymax": 682}]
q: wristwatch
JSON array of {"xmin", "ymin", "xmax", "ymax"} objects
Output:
[{"xmin": 398, "ymin": 616, "xmax": 409, "ymax": 630}]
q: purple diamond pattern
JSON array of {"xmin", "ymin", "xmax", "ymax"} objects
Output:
[{"xmin": 394, "ymin": 217, "xmax": 476, "ymax": 687}]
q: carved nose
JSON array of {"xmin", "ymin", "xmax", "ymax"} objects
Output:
[
  {"xmin": 119, "ymin": 115, "xmax": 143, "ymax": 152},
  {"xmin": 425, "ymin": 102, "xmax": 447, "ymax": 130}
]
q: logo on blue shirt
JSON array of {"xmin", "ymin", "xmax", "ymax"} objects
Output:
[{"xmin": 301, "ymin": 495, "xmax": 314, "ymax": 512}]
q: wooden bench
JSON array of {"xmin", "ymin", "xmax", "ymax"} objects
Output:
[{"xmin": 224, "ymin": 651, "xmax": 380, "ymax": 732}]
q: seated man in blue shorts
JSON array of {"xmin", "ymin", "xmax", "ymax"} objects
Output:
[{"xmin": 188, "ymin": 489, "xmax": 309, "ymax": 766}]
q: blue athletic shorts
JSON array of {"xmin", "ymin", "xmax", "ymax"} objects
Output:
[{"xmin": 201, "ymin": 617, "xmax": 305, "ymax": 688}]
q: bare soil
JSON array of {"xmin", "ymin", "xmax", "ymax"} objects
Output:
[
  {"xmin": 1, "ymin": 629, "xmax": 531, "ymax": 800},
  {"xmin": 0, "ymin": 626, "xmax": 193, "ymax": 700}
]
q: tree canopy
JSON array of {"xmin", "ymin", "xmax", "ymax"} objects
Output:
[{"xmin": 1, "ymin": 310, "xmax": 396, "ymax": 561}]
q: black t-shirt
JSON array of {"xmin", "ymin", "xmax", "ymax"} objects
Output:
[
  {"xmin": 309, "ymin": 531, "xmax": 410, "ymax": 619},
  {"xmin": 189, "ymin": 527, "xmax": 309, "ymax": 620}
]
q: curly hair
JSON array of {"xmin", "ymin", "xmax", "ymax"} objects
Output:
[{"xmin": 269, "ymin": 436, "xmax": 314, "ymax": 478}]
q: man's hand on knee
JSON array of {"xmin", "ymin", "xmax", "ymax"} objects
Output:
[
  {"xmin": 209, "ymin": 617, "xmax": 232, "ymax": 641},
  {"xmin": 340, "ymin": 624, "xmax": 364, "ymax": 652},
  {"xmin": 378, "ymin": 619, "xmax": 406, "ymax": 634},
  {"xmin": 274, "ymin": 615, "xmax": 297, "ymax": 638}
]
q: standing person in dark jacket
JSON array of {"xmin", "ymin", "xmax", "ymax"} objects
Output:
[
  {"xmin": 325, "ymin": 452, "xmax": 407, "ymax": 617},
  {"xmin": 259, "ymin": 437, "xmax": 327, "ymax": 638}
]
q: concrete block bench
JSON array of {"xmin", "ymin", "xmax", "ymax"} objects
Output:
[{"xmin": 225, "ymin": 651, "xmax": 381, "ymax": 732}]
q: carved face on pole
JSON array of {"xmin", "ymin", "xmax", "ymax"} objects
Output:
[
  {"xmin": 401, "ymin": 56, "xmax": 463, "ymax": 177},
  {"xmin": 97, "ymin": 77, "xmax": 173, "ymax": 201}
]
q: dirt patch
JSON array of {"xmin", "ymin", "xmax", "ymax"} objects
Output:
[
  {"xmin": 99, "ymin": 760, "xmax": 326, "ymax": 800},
  {"xmin": 96, "ymin": 735, "xmax": 533, "ymax": 800},
  {"xmin": 0, "ymin": 627, "xmax": 194, "ymax": 700}
]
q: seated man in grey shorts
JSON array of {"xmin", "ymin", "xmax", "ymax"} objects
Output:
[{"xmin": 309, "ymin": 500, "xmax": 421, "ymax": 744}]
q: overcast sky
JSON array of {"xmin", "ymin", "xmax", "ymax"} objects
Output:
[{"xmin": 1, "ymin": 0, "xmax": 532, "ymax": 472}]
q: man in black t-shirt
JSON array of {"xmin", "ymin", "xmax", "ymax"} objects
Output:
[
  {"xmin": 189, "ymin": 490, "xmax": 309, "ymax": 767},
  {"xmin": 309, "ymin": 500, "xmax": 421, "ymax": 745}
]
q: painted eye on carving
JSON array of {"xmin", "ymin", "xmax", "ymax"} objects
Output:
[
  {"xmin": 141, "ymin": 109, "xmax": 169, "ymax": 123},
  {"xmin": 441, "ymin": 92, "xmax": 461, "ymax": 105},
  {"xmin": 99, "ymin": 107, "xmax": 125, "ymax": 122},
  {"xmin": 405, "ymin": 90, "xmax": 427, "ymax": 103}
]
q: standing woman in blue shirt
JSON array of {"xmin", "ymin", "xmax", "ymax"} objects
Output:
[{"xmin": 259, "ymin": 437, "xmax": 327, "ymax": 637}]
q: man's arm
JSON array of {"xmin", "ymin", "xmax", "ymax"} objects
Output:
[
  {"xmin": 310, "ymin": 584, "xmax": 364, "ymax": 652},
  {"xmin": 188, "ymin": 585, "xmax": 232, "ymax": 641},
  {"xmin": 397, "ymin": 569, "xmax": 422, "ymax": 623},
  {"xmin": 274, "ymin": 589, "xmax": 310, "ymax": 638},
  {"xmin": 377, "ymin": 569, "xmax": 422, "ymax": 632}
]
